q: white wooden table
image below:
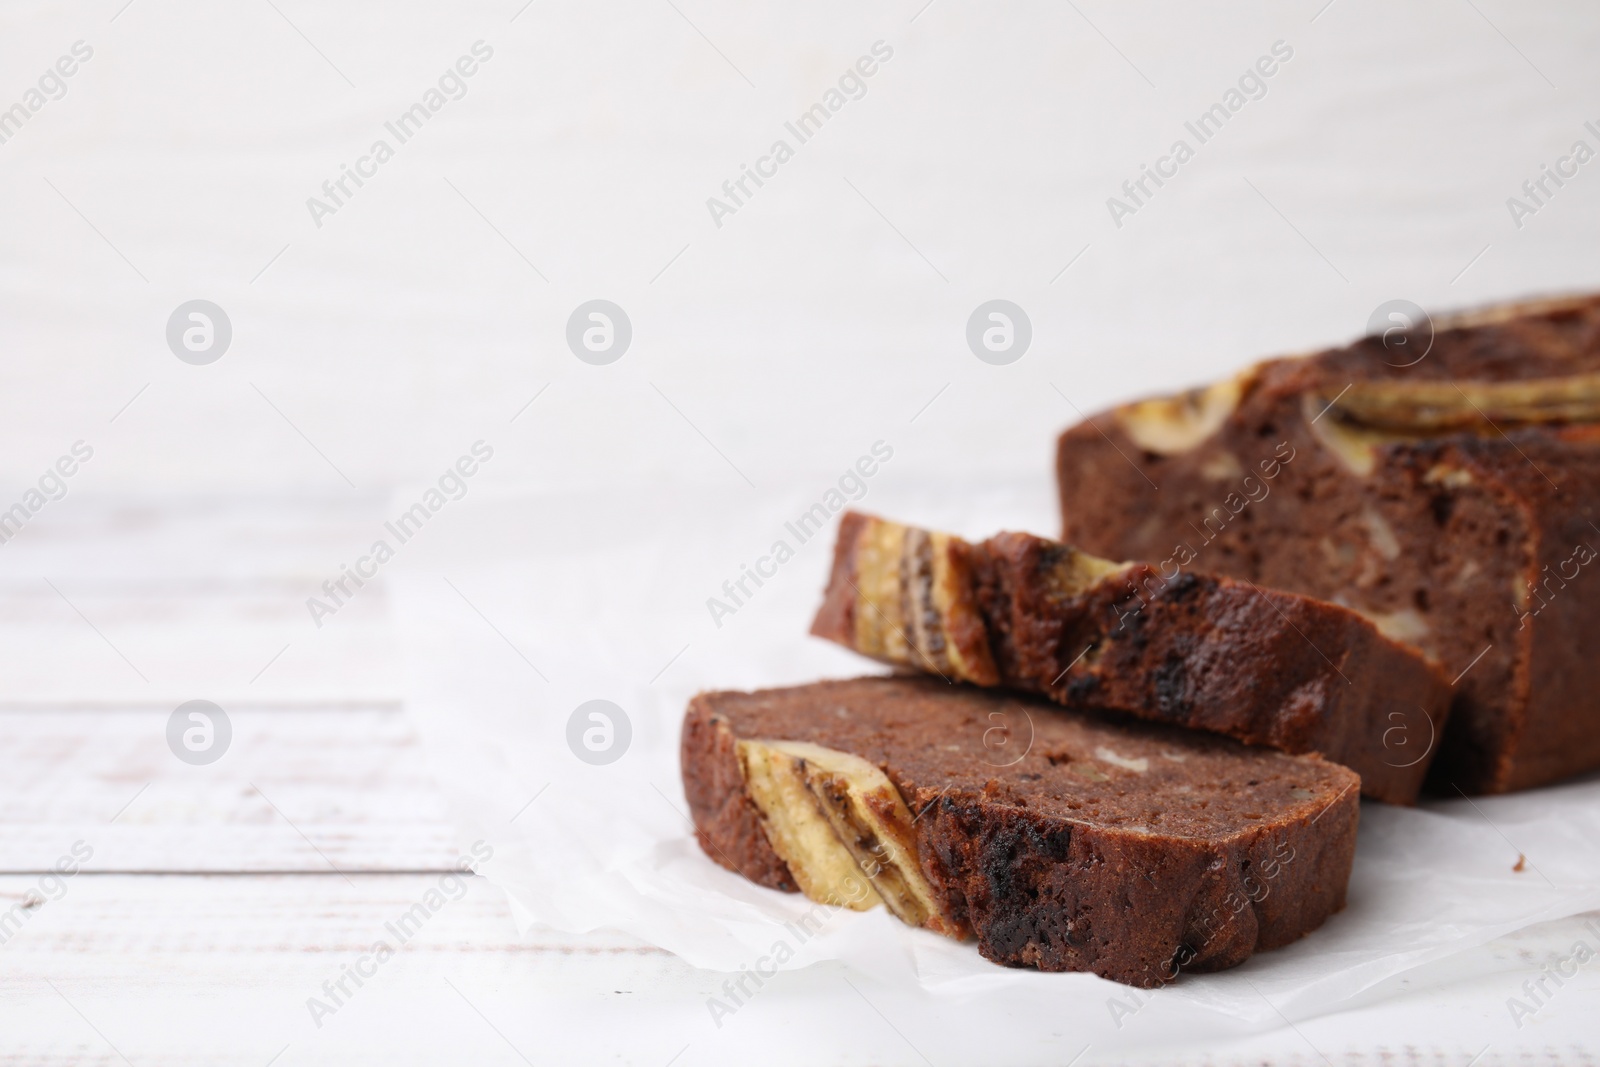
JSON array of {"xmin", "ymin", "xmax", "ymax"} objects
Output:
[{"xmin": 3, "ymin": 496, "xmax": 1596, "ymax": 1066}]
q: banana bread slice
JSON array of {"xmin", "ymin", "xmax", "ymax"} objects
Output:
[
  {"xmin": 1054, "ymin": 294, "xmax": 1600, "ymax": 793},
  {"xmin": 682, "ymin": 676, "xmax": 1359, "ymax": 987},
  {"xmin": 809, "ymin": 511, "xmax": 1452, "ymax": 803}
]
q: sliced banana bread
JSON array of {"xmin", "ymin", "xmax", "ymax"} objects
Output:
[
  {"xmin": 809, "ymin": 511, "xmax": 1452, "ymax": 803},
  {"xmin": 682, "ymin": 676, "xmax": 1360, "ymax": 987}
]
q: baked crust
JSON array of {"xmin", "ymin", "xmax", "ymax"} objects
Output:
[
  {"xmin": 1056, "ymin": 294, "xmax": 1600, "ymax": 793},
  {"xmin": 811, "ymin": 512, "xmax": 1453, "ymax": 803},
  {"xmin": 681, "ymin": 676, "xmax": 1360, "ymax": 988}
]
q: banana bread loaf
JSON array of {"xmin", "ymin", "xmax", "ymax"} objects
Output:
[{"xmin": 1055, "ymin": 294, "xmax": 1600, "ymax": 793}]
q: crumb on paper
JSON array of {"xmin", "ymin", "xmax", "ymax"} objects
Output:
[{"xmin": 1514, "ymin": 854, "xmax": 1527, "ymax": 872}]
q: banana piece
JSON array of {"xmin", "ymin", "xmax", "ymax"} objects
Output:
[
  {"xmin": 737, "ymin": 740, "xmax": 881, "ymax": 911},
  {"xmin": 1114, "ymin": 371, "xmax": 1253, "ymax": 454},
  {"xmin": 736, "ymin": 739, "xmax": 961, "ymax": 937},
  {"xmin": 845, "ymin": 516, "xmax": 1121, "ymax": 686},
  {"xmin": 1303, "ymin": 393, "xmax": 1389, "ymax": 476},
  {"xmin": 1318, "ymin": 372, "xmax": 1600, "ymax": 433}
]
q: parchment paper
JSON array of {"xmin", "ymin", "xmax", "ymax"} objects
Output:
[{"xmin": 391, "ymin": 479, "xmax": 1600, "ymax": 1051}]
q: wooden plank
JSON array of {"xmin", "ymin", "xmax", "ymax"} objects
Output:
[
  {"xmin": 0, "ymin": 494, "xmax": 399, "ymax": 705},
  {"xmin": 0, "ymin": 873, "xmax": 691, "ymax": 1067},
  {"xmin": 0, "ymin": 875, "xmax": 1596, "ymax": 1066},
  {"xmin": 0, "ymin": 495, "xmax": 453, "ymax": 874},
  {"xmin": 4, "ymin": 500, "xmax": 1595, "ymax": 1065},
  {"xmin": 0, "ymin": 706, "xmax": 462, "ymax": 873}
]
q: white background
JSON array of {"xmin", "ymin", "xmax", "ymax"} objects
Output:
[
  {"xmin": 4, "ymin": 1, "xmax": 1600, "ymax": 1064},
  {"xmin": 3, "ymin": 0, "xmax": 1598, "ymax": 498}
]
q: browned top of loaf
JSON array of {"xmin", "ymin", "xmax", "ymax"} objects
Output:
[
  {"xmin": 1303, "ymin": 293, "xmax": 1600, "ymax": 385},
  {"xmin": 700, "ymin": 675, "xmax": 1357, "ymax": 841}
]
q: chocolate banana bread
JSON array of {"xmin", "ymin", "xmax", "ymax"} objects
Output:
[
  {"xmin": 1055, "ymin": 294, "xmax": 1600, "ymax": 794},
  {"xmin": 809, "ymin": 511, "xmax": 1452, "ymax": 803},
  {"xmin": 682, "ymin": 676, "xmax": 1360, "ymax": 987}
]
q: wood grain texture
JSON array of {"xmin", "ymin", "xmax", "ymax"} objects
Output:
[
  {"xmin": 0, "ymin": 706, "xmax": 459, "ymax": 873},
  {"xmin": 0, "ymin": 496, "xmax": 1595, "ymax": 1065},
  {"xmin": 0, "ymin": 875, "xmax": 690, "ymax": 1067},
  {"xmin": 0, "ymin": 875, "xmax": 1594, "ymax": 1066},
  {"xmin": 0, "ymin": 495, "xmax": 398, "ymax": 705}
]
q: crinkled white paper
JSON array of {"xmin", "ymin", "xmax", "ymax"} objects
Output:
[{"xmin": 392, "ymin": 480, "xmax": 1600, "ymax": 1052}]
